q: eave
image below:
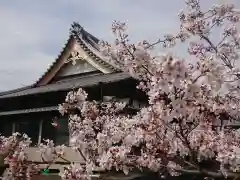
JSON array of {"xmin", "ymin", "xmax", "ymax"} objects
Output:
[
  {"xmin": 0, "ymin": 106, "xmax": 58, "ymax": 116},
  {"xmin": 0, "ymin": 73, "xmax": 131, "ymax": 99}
]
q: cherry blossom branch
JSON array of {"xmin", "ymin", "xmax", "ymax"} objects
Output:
[
  {"xmin": 200, "ymin": 35, "xmax": 234, "ymax": 69},
  {"xmin": 77, "ymin": 148, "xmax": 87, "ymax": 162},
  {"xmin": 117, "ymin": 29, "xmax": 153, "ymax": 78}
]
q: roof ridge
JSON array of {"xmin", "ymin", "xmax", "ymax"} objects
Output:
[{"xmin": 70, "ymin": 22, "xmax": 99, "ymax": 43}]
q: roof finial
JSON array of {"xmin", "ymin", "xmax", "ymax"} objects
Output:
[{"xmin": 70, "ymin": 22, "xmax": 83, "ymax": 36}]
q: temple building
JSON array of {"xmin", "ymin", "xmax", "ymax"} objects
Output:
[{"xmin": 0, "ymin": 23, "xmax": 147, "ymax": 178}]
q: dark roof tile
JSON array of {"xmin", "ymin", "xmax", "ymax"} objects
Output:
[
  {"xmin": 0, "ymin": 73, "xmax": 131, "ymax": 99},
  {"xmin": 0, "ymin": 106, "xmax": 58, "ymax": 116}
]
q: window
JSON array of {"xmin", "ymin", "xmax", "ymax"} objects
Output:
[
  {"xmin": 1, "ymin": 118, "xmax": 69, "ymax": 146},
  {"xmin": 0, "ymin": 121, "xmax": 13, "ymax": 136},
  {"xmin": 132, "ymin": 100, "xmax": 145, "ymax": 109},
  {"xmin": 41, "ymin": 119, "xmax": 56, "ymax": 143},
  {"xmin": 41, "ymin": 118, "xmax": 69, "ymax": 146},
  {"xmin": 55, "ymin": 118, "xmax": 69, "ymax": 146},
  {"xmin": 15, "ymin": 120, "xmax": 40, "ymax": 146}
]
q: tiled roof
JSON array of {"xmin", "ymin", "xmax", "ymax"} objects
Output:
[
  {"xmin": 0, "ymin": 22, "xmax": 122, "ymax": 97},
  {"xmin": 0, "ymin": 73, "xmax": 131, "ymax": 99},
  {"xmin": 0, "ymin": 106, "xmax": 58, "ymax": 116},
  {"xmin": 34, "ymin": 22, "xmax": 119, "ymax": 86},
  {"xmin": 0, "ymin": 85, "xmax": 33, "ymax": 96}
]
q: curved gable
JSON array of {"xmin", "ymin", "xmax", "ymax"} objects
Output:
[{"xmin": 35, "ymin": 23, "xmax": 119, "ymax": 87}]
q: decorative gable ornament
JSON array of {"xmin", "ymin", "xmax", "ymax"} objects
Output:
[{"xmin": 65, "ymin": 51, "xmax": 88, "ymax": 65}]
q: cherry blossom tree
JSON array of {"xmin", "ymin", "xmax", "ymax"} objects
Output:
[
  {"xmin": 2, "ymin": 0, "xmax": 240, "ymax": 180},
  {"xmin": 60, "ymin": 1, "xmax": 240, "ymax": 179}
]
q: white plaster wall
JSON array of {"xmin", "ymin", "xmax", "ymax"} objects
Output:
[{"xmin": 56, "ymin": 60, "xmax": 97, "ymax": 77}]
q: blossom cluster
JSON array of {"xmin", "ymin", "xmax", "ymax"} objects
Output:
[{"xmin": 0, "ymin": 133, "xmax": 40, "ymax": 180}]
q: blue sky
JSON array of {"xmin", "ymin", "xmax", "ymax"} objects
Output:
[{"xmin": 0, "ymin": 0, "xmax": 238, "ymax": 91}]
